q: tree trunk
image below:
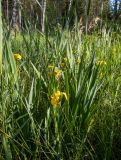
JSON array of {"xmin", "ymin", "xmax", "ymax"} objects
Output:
[
  {"xmin": 18, "ymin": 0, "xmax": 22, "ymax": 30},
  {"xmin": 6, "ymin": 0, "xmax": 9, "ymax": 22},
  {"xmin": 12, "ymin": 0, "xmax": 17, "ymax": 29},
  {"xmin": 0, "ymin": 0, "xmax": 2, "ymax": 74},
  {"xmin": 66, "ymin": 0, "xmax": 73, "ymax": 26},
  {"xmin": 41, "ymin": 0, "xmax": 46, "ymax": 33}
]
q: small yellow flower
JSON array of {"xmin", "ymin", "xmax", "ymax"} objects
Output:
[
  {"xmin": 97, "ymin": 60, "xmax": 107, "ymax": 65},
  {"xmin": 60, "ymin": 57, "xmax": 68, "ymax": 68},
  {"xmin": 54, "ymin": 69, "xmax": 62, "ymax": 80},
  {"xmin": 76, "ymin": 58, "xmax": 81, "ymax": 64},
  {"xmin": 48, "ymin": 65, "xmax": 55, "ymax": 69},
  {"xmin": 63, "ymin": 57, "xmax": 68, "ymax": 63},
  {"xmin": 50, "ymin": 91, "xmax": 67, "ymax": 108},
  {"xmin": 60, "ymin": 62, "xmax": 65, "ymax": 68},
  {"xmin": 14, "ymin": 53, "xmax": 22, "ymax": 60}
]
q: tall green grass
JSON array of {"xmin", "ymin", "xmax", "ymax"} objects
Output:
[{"xmin": 0, "ymin": 23, "xmax": 121, "ymax": 159}]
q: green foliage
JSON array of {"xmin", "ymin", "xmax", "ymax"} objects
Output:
[{"xmin": 0, "ymin": 23, "xmax": 121, "ymax": 160}]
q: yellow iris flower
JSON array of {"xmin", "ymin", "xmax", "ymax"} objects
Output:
[
  {"xmin": 51, "ymin": 90, "xmax": 67, "ymax": 108},
  {"xmin": 54, "ymin": 69, "xmax": 62, "ymax": 80},
  {"xmin": 63, "ymin": 57, "xmax": 68, "ymax": 62},
  {"xmin": 97, "ymin": 60, "xmax": 107, "ymax": 65},
  {"xmin": 14, "ymin": 53, "xmax": 22, "ymax": 60},
  {"xmin": 48, "ymin": 65, "xmax": 55, "ymax": 69},
  {"xmin": 76, "ymin": 58, "xmax": 81, "ymax": 64}
]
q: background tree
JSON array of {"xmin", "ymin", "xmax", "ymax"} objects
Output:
[
  {"xmin": 1, "ymin": 0, "xmax": 121, "ymax": 31},
  {"xmin": 0, "ymin": 0, "xmax": 2, "ymax": 74}
]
